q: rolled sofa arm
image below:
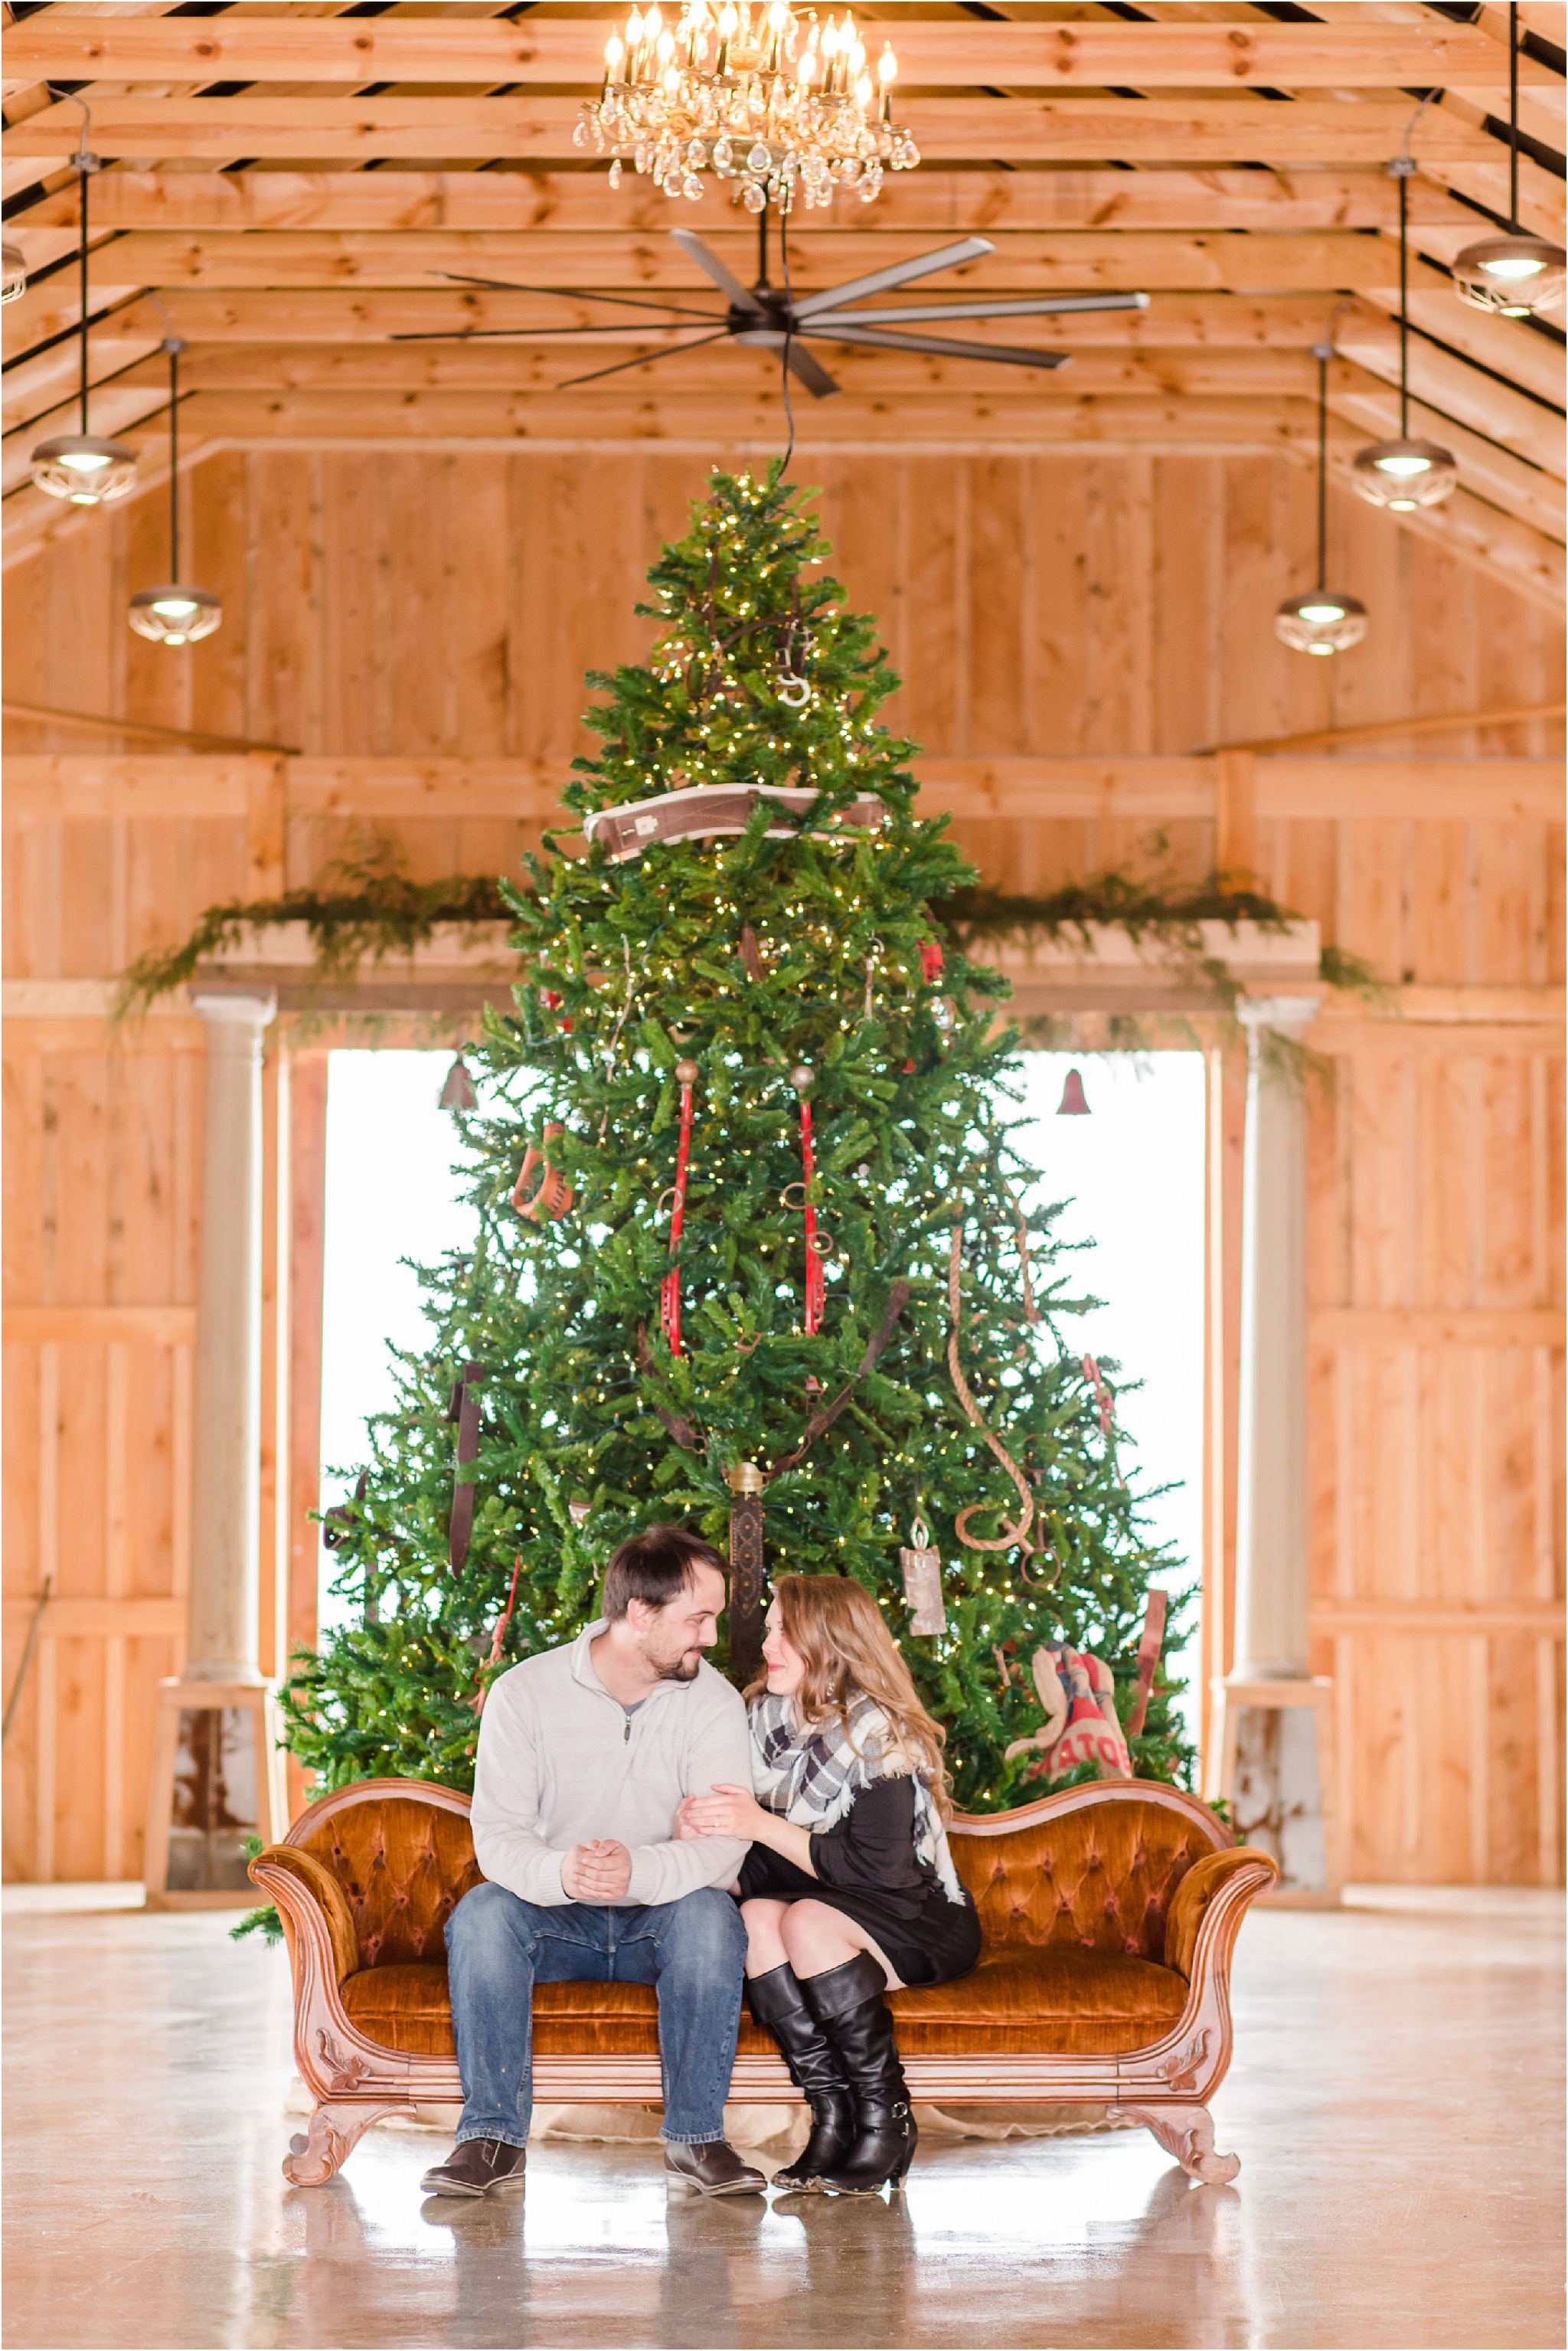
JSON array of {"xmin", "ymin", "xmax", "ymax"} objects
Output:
[
  {"xmin": 250, "ymin": 1845, "xmax": 361, "ymax": 1988},
  {"xmin": 1165, "ymin": 1846, "xmax": 1279, "ymax": 1979}
]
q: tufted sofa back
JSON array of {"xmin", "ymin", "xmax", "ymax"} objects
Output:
[
  {"xmin": 950, "ymin": 1795, "xmax": 1214, "ymax": 1962},
  {"xmin": 296, "ymin": 1793, "xmax": 483, "ymax": 1967}
]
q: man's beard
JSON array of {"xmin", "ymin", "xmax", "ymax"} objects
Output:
[{"xmin": 655, "ymin": 1650, "xmax": 700, "ymax": 1683}]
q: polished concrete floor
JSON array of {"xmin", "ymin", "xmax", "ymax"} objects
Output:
[{"xmin": 3, "ymin": 1886, "xmax": 1562, "ymax": 2351}]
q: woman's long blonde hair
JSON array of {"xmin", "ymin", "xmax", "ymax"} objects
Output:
[{"xmin": 746, "ymin": 1574, "xmax": 953, "ymax": 1818}]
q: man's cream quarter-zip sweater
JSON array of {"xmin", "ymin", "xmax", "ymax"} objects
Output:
[{"xmin": 469, "ymin": 1618, "xmax": 753, "ymax": 1907}]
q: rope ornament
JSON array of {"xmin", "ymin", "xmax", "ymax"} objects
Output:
[{"xmin": 946, "ymin": 1225, "xmax": 1038, "ymax": 1557}]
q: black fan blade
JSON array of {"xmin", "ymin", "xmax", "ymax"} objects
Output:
[
  {"xmin": 802, "ymin": 323, "xmax": 1070, "ymax": 370},
  {"xmin": 431, "ymin": 270, "xmax": 720, "ymax": 323},
  {"xmin": 390, "ymin": 322, "xmax": 715, "ymax": 344},
  {"xmin": 781, "ymin": 338, "xmax": 841, "ymax": 400},
  {"xmin": 790, "ymin": 237, "xmax": 995, "ymax": 322},
  {"xmin": 809, "ymin": 292, "xmax": 1152, "ymax": 326},
  {"xmin": 554, "ymin": 329, "xmax": 733, "ymax": 391},
  {"xmin": 669, "ymin": 227, "xmax": 768, "ymax": 316}
]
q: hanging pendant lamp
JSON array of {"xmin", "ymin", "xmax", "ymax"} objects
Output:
[
  {"xmin": 1453, "ymin": 5, "xmax": 1565, "ymax": 316},
  {"xmin": 1276, "ymin": 342, "xmax": 1367, "ymax": 658},
  {"xmin": 1, "ymin": 244, "xmax": 26, "ymax": 304},
  {"xmin": 30, "ymin": 105, "xmax": 138, "ymax": 506},
  {"xmin": 127, "ymin": 336, "xmax": 221, "ymax": 645},
  {"xmin": 1353, "ymin": 158, "xmax": 1457, "ymax": 512}
]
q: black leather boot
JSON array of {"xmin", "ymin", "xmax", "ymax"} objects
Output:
[
  {"xmin": 801, "ymin": 1954, "xmax": 918, "ymax": 2196},
  {"xmin": 746, "ymin": 1963, "xmax": 857, "ymax": 2191}
]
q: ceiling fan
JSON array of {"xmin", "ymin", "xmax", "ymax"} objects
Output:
[{"xmin": 393, "ymin": 213, "xmax": 1150, "ymax": 397}]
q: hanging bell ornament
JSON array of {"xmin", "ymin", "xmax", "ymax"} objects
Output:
[
  {"xmin": 439, "ymin": 1053, "xmax": 478, "ymax": 1113},
  {"xmin": 899, "ymin": 1516, "xmax": 947, "ymax": 1637},
  {"xmin": 567, "ymin": 1496, "xmax": 592, "ymax": 1528},
  {"xmin": 1057, "ymin": 1068, "xmax": 1090, "ymax": 1116}
]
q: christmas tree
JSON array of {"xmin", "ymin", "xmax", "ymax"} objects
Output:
[{"xmin": 281, "ymin": 464, "xmax": 1189, "ymax": 1813}]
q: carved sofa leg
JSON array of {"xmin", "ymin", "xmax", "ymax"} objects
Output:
[
  {"xmin": 285, "ymin": 2101, "xmax": 401, "ymax": 2187},
  {"xmin": 1106, "ymin": 2102, "xmax": 1240, "ymax": 2186}
]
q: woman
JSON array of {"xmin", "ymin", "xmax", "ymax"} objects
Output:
[{"xmin": 677, "ymin": 1575, "xmax": 980, "ymax": 2196}]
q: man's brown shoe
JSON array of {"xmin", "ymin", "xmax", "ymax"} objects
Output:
[
  {"xmin": 663, "ymin": 2139, "xmax": 768, "ymax": 2197},
  {"xmin": 420, "ymin": 2138, "xmax": 528, "ymax": 2198}
]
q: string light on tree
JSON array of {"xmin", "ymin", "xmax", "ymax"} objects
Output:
[{"xmin": 275, "ymin": 465, "xmax": 1187, "ymax": 1813}]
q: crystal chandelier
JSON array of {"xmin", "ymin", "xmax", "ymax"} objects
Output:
[
  {"xmin": 577, "ymin": 3, "xmax": 916, "ymax": 213},
  {"xmin": 1452, "ymin": 5, "xmax": 1565, "ymax": 317}
]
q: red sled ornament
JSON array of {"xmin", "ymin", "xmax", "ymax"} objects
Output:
[
  {"xmin": 1004, "ymin": 1643, "xmax": 1132, "ymax": 1782},
  {"xmin": 659, "ymin": 1061, "xmax": 698, "ymax": 1355}
]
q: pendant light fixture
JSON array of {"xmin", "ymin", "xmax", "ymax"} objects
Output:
[
  {"xmin": 1276, "ymin": 342, "xmax": 1367, "ymax": 658},
  {"xmin": 1352, "ymin": 157, "xmax": 1457, "ymax": 512},
  {"xmin": 29, "ymin": 100, "xmax": 138, "ymax": 506},
  {"xmin": 1, "ymin": 244, "xmax": 26, "ymax": 305},
  {"xmin": 1453, "ymin": 5, "xmax": 1565, "ymax": 316},
  {"xmin": 128, "ymin": 335, "xmax": 221, "ymax": 646}
]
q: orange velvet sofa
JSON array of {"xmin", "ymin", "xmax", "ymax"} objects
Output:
[{"xmin": 251, "ymin": 1774, "xmax": 1276, "ymax": 2189}]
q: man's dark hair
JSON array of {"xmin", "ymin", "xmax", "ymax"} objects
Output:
[{"xmin": 601, "ymin": 1523, "xmax": 727, "ymax": 1621}]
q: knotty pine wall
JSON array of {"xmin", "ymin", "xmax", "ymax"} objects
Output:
[{"xmin": 4, "ymin": 445, "xmax": 1563, "ymax": 1885}]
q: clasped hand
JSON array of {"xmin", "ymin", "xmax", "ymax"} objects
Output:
[
  {"xmin": 560, "ymin": 1838, "xmax": 632, "ymax": 1901},
  {"xmin": 673, "ymin": 1783, "xmax": 766, "ymax": 1841}
]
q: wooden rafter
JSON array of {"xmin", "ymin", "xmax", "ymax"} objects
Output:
[
  {"xmin": 4, "ymin": 95, "xmax": 1517, "ymax": 166},
  {"xmin": 2, "ymin": 168, "xmax": 1488, "ymax": 240},
  {"xmin": 4, "ymin": 17, "xmax": 1553, "ymax": 87}
]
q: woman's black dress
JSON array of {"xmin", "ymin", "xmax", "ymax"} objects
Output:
[{"xmin": 735, "ymin": 1776, "xmax": 981, "ymax": 1987}]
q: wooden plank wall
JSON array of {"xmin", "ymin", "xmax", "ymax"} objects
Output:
[{"xmin": 4, "ymin": 446, "xmax": 1562, "ymax": 1884}]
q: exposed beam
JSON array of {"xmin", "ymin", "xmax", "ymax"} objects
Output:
[
  {"xmin": 4, "ymin": 754, "xmax": 1559, "ymax": 827},
  {"xmin": 6, "ymin": 96, "xmax": 1508, "ymax": 165},
  {"xmin": 4, "ymin": 18, "xmax": 1550, "ymax": 89},
  {"xmin": 9, "ymin": 229, "xmax": 1489, "ymax": 304},
  {"xmin": 1200, "ymin": 701, "xmax": 1567, "ymax": 756},
  {"xmin": 1323, "ymin": 370, "xmax": 1563, "ymax": 544},
  {"xmin": 47, "ymin": 302, "xmax": 1544, "ymax": 485},
  {"xmin": 1328, "ymin": 327, "xmax": 1565, "ymax": 482},
  {"xmin": 0, "ymin": 702, "xmax": 299, "ymax": 755},
  {"xmin": 6, "ymin": 167, "xmax": 1486, "ymax": 238}
]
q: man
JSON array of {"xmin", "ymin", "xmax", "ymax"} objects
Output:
[{"xmin": 422, "ymin": 1522, "xmax": 766, "ymax": 2199}]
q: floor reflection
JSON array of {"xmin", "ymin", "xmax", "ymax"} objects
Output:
[{"xmin": 254, "ymin": 2143, "xmax": 1257, "ymax": 2351}]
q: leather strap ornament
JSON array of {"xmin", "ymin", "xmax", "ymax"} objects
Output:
[
  {"xmin": 771, "ymin": 1280, "xmax": 910, "ymax": 1478},
  {"xmin": 513, "ymin": 1123, "xmax": 573, "ymax": 1223},
  {"xmin": 1124, "ymin": 1587, "xmax": 1169, "ymax": 1738},
  {"xmin": 446, "ymin": 1362, "xmax": 486, "ymax": 1574}
]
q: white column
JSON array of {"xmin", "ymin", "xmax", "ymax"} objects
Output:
[
  {"xmin": 185, "ymin": 991, "xmax": 276, "ymax": 1682},
  {"xmin": 1232, "ymin": 993, "xmax": 1321, "ymax": 1681}
]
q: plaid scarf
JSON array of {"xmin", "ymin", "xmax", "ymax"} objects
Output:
[{"xmin": 748, "ymin": 1692, "xmax": 966, "ymax": 1907}]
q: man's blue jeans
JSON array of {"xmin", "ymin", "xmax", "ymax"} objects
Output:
[{"xmin": 445, "ymin": 1881, "xmax": 746, "ymax": 2150}]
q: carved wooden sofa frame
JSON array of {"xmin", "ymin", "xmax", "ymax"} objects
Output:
[{"xmin": 253, "ymin": 1774, "xmax": 1276, "ymax": 2192}]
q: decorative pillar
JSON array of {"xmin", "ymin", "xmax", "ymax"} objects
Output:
[
  {"xmin": 145, "ymin": 990, "xmax": 286, "ymax": 1904},
  {"xmin": 1233, "ymin": 995, "xmax": 1318, "ymax": 1682},
  {"xmin": 187, "ymin": 991, "xmax": 276, "ymax": 1681},
  {"xmin": 1210, "ymin": 992, "xmax": 1342, "ymax": 1902}
]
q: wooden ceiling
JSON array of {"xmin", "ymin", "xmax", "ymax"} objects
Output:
[{"xmin": 3, "ymin": 1, "xmax": 1563, "ymax": 603}]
